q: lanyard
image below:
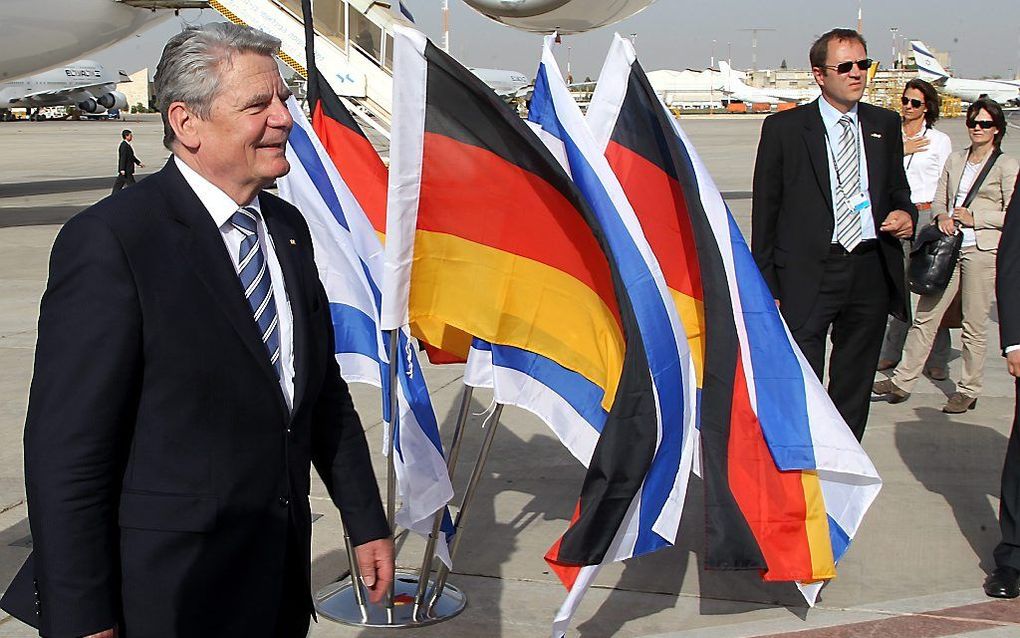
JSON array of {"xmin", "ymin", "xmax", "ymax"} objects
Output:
[{"xmin": 823, "ymin": 118, "xmax": 862, "ymax": 196}]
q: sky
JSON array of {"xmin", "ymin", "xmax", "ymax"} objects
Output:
[{"xmin": 89, "ymin": 1, "xmax": 1020, "ymax": 81}]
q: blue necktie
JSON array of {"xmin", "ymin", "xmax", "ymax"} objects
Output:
[{"xmin": 230, "ymin": 206, "xmax": 282, "ymax": 379}]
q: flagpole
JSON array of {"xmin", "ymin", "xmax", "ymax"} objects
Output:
[
  {"xmin": 341, "ymin": 519, "xmax": 370, "ymax": 622},
  {"xmin": 384, "ymin": 328, "xmax": 400, "ymax": 620},
  {"xmin": 411, "ymin": 385, "xmax": 473, "ymax": 619},
  {"xmin": 427, "ymin": 403, "xmax": 504, "ymax": 612}
]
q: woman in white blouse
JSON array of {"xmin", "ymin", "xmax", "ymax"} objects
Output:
[
  {"xmin": 875, "ymin": 98, "xmax": 1019, "ymax": 413},
  {"xmin": 878, "ymin": 79, "xmax": 953, "ymax": 377}
]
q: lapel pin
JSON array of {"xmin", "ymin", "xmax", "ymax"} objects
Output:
[
  {"xmin": 870, "ymin": 132, "xmax": 882, "ymax": 138},
  {"xmin": 289, "ymin": 239, "xmax": 297, "ymax": 245}
]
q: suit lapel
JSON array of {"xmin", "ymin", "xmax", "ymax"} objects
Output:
[
  {"xmin": 802, "ymin": 100, "xmax": 833, "ymax": 213},
  {"xmin": 946, "ymin": 152, "xmax": 967, "ymax": 206},
  {"xmin": 157, "ymin": 161, "xmax": 288, "ymax": 415},
  {"xmin": 261, "ymin": 195, "xmax": 312, "ymax": 418}
]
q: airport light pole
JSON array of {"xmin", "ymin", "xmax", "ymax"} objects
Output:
[
  {"xmin": 889, "ymin": 27, "xmax": 898, "ymax": 69},
  {"xmin": 442, "ymin": 0, "xmax": 450, "ymax": 54},
  {"xmin": 740, "ymin": 27, "xmax": 775, "ymax": 72}
]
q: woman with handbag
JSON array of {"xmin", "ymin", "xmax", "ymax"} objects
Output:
[
  {"xmin": 877, "ymin": 79, "xmax": 953, "ymax": 378},
  {"xmin": 874, "ymin": 98, "xmax": 1018, "ymax": 413}
]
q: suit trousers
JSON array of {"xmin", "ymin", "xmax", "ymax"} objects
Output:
[
  {"xmin": 994, "ymin": 379, "xmax": 1020, "ymax": 570},
  {"xmin": 892, "ymin": 245, "xmax": 996, "ymax": 397},
  {"xmin": 789, "ymin": 247, "xmax": 889, "ymax": 441},
  {"xmin": 112, "ymin": 173, "xmax": 136, "ymax": 194}
]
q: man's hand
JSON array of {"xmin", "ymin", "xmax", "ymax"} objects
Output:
[
  {"xmin": 1008, "ymin": 350, "xmax": 1020, "ymax": 378},
  {"xmin": 904, "ymin": 137, "xmax": 930, "ymax": 155},
  {"xmin": 85, "ymin": 627, "xmax": 116, "ymax": 638},
  {"xmin": 880, "ymin": 210, "xmax": 914, "ymax": 239},
  {"xmin": 138, "ymin": 163, "xmax": 145, "ymax": 169},
  {"xmin": 119, "ymin": 170, "xmax": 125, "ymax": 176},
  {"xmin": 355, "ymin": 537, "xmax": 395, "ymax": 605}
]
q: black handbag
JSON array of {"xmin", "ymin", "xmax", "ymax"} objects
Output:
[{"xmin": 908, "ymin": 150, "xmax": 1002, "ymax": 295}]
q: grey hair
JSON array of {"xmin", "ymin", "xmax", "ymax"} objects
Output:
[{"xmin": 154, "ymin": 22, "xmax": 282, "ymax": 149}]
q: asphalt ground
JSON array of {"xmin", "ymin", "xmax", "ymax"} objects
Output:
[{"xmin": 3, "ymin": 113, "xmax": 1020, "ymax": 637}]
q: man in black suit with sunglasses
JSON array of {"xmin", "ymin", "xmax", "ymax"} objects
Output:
[{"xmin": 752, "ymin": 28, "xmax": 917, "ymax": 440}]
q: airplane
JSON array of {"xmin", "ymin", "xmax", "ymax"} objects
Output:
[
  {"xmin": 0, "ymin": 0, "xmax": 205, "ymax": 83},
  {"xmin": 0, "ymin": 60, "xmax": 130, "ymax": 121},
  {"xmin": 910, "ymin": 40, "xmax": 1020, "ymax": 106},
  {"xmin": 470, "ymin": 67, "xmax": 532, "ymax": 98},
  {"xmin": 718, "ymin": 61, "xmax": 819, "ymax": 105},
  {"xmin": 462, "ymin": 0, "xmax": 658, "ymax": 35}
]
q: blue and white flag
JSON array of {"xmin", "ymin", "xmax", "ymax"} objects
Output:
[
  {"xmin": 278, "ymin": 96, "xmax": 454, "ymax": 566},
  {"xmin": 527, "ymin": 35, "xmax": 697, "ymax": 638}
]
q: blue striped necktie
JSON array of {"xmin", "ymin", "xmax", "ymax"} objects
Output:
[
  {"xmin": 230, "ymin": 206, "xmax": 282, "ymax": 379},
  {"xmin": 834, "ymin": 115, "xmax": 863, "ymax": 252}
]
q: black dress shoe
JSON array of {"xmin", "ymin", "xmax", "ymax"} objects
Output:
[{"xmin": 984, "ymin": 566, "xmax": 1020, "ymax": 598}]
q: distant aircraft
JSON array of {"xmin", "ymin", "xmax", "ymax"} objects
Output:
[
  {"xmin": 0, "ymin": 0, "xmax": 188, "ymax": 82},
  {"xmin": 0, "ymin": 60, "xmax": 129, "ymax": 121},
  {"xmin": 910, "ymin": 41, "xmax": 1020, "ymax": 105},
  {"xmin": 718, "ymin": 61, "xmax": 819, "ymax": 105},
  {"xmin": 470, "ymin": 68, "xmax": 531, "ymax": 98}
]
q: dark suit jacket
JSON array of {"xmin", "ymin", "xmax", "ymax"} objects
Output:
[
  {"xmin": 998, "ymin": 175, "xmax": 1020, "ymax": 352},
  {"xmin": 751, "ymin": 99, "xmax": 918, "ymax": 329},
  {"xmin": 118, "ymin": 140, "xmax": 140, "ymax": 175},
  {"xmin": 0, "ymin": 160, "xmax": 389, "ymax": 637}
]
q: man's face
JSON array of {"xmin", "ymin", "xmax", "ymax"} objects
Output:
[
  {"xmin": 813, "ymin": 39, "xmax": 868, "ymax": 108},
  {"xmin": 191, "ymin": 52, "xmax": 293, "ymax": 195},
  {"xmin": 125, "ymin": 133, "xmax": 133, "ymax": 142}
]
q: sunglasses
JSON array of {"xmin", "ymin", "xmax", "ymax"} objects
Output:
[
  {"xmin": 901, "ymin": 97, "xmax": 924, "ymax": 108},
  {"xmin": 967, "ymin": 120, "xmax": 996, "ymax": 130},
  {"xmin": 820, "ymin": 58, "xmax": 873, "ymax": 74}
]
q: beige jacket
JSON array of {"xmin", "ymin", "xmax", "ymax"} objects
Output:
[{"xmin": 933, "ymin": 149, "xmax": 1019, "ymax": 251}]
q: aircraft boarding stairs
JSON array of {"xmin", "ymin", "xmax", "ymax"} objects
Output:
[{"xmin": 209, "ymin": 0, "xmax": 404, "ymax": 138}]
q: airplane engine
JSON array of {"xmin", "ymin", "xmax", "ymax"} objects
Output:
[
  {"xmin": 461, "ymin": 0, "xmax": 658, "ymax": 34},
  {"xmin": 77, "ymin": 98, "xmax": 100, "ymax": 113},
  {"xmin": 98, "ymin": 90, "xmax": 128, "ymax": 111}
]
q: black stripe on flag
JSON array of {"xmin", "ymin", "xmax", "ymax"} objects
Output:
[{"xmin": 611, "ymin": 61, "xmax": 766, "ymax": 571}]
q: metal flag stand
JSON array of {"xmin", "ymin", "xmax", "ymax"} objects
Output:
[{"xmin": 314, "ymin": 330, "xmax": 474, "ymax": 627}]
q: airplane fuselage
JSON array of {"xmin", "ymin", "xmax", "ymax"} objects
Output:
[{"xmin": 0, "ymin": 61, "xmax": 127, "ymax": 115}]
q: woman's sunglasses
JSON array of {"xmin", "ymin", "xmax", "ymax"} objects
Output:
[
  {"xmin": 819, "ymin": 58, "xmax": 873, "ymax": 74},
  {"xmin": 900, "ymin": 97, "xmax": 924, "ymax": 108},
  {"xmin": 967, "ymin": 120, "xmax": 996, "ymax": 130}
]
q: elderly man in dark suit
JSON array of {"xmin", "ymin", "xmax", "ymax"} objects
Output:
[
  {"xmin": 1, "ymin": 23, "xmax": 393, "ymax": 637},
  {"xmin": 751, "ymin": 28, "xmax": 916, "ymax": 441},
  {"xmin": 986, "ymin": 181, "xmax": 1020, "ymax": 598}
]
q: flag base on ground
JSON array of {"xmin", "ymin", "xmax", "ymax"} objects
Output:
[{"xmin": 315, "ymin": 569, "xmax": 467, "ymax": 628}]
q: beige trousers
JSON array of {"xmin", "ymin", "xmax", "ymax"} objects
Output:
[{"xmin": 892, "ymin": 245, "xmax": 997, "ymax": 396}]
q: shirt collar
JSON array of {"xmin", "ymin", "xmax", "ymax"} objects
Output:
[
  {"xmin": 818, "ymin": 96, "xmax": 859, "ymax": 133},
  {"xmin": 173, "ymin": 155, "xmax": 261, "ymax": 229}
]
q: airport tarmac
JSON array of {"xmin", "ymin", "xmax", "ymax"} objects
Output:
[{"xmin": 3, "ymin": 113, "xmax": 1020, "ymax": 637}]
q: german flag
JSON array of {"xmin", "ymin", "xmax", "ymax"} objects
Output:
[
  {"xmin": 380, "ymin": 26, "xmax": 658, "ymax": 579},
  {"xmin": 587, "ymin": 34, "xmax": 881, "ymax": 602}
]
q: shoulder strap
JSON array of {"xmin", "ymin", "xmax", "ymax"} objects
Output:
[{"xmin": 961, "ymin": 149, "xmax": 1003, "ymax": 209}]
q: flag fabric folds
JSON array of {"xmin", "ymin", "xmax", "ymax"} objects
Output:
[
  {"xmin": 527, "ymin": 35, "xmax": 697, "ymax": 637},
  {"xmin": 380, "ymin": 29, "xmax": 679, "ymax": 621},
  {"xmin": 279, "ymin": 1, "xmax": 455, "ymax": 565},
  {"xmin": 585, "ymin": 34, "xmax": 882, "ymax": 603}
]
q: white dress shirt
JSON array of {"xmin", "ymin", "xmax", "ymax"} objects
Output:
[
  {"xmin": 818, "ymin": 98, "xmax": 876, "ymax": 242},
  {"xmin": 904, "ymin": 125, "xmax": 952, "ymax": 204},
  {"xmin": 174, "ymin": 156, "xmax": 296, "ymax": 410}
]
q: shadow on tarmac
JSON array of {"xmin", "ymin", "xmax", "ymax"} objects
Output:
[{"xmin": 895, "ymin": 407, "xmax": 1005, "ymax": 574}]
